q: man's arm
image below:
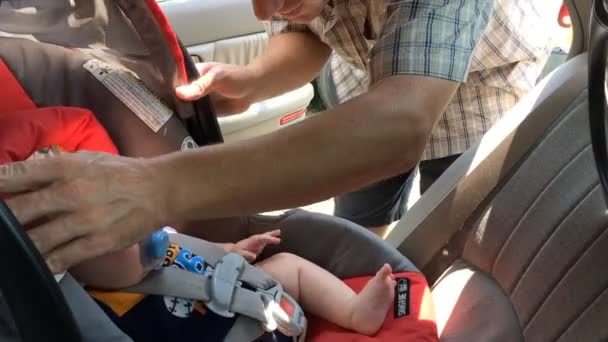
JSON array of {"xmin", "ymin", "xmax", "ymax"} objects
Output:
[
  {"xmin": 160, "ymin": 74, "xmax": 459, "ymax": 222},
  {"xmin": 246, "ymin": 32, "xmax": 331, "ymax": 102}
]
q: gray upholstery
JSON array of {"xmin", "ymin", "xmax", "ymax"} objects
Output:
[
  {"xmin": 459, "ymin": 90, "xmax": 608, "ymax": 341},
  {"xmin": 188, "ymin": 209, "xmax": 417, "ymax": 279},
  {"xmin": 59, "ymin": 275, "xmax": 132, "ymax": 342},
  {"xmin": 432, "ymin": 260, "xmax": 523, "ymax": 342},
  {"xmin": 389, "ymin": 47, "xmax": 605, "ymax": 341},
  {"xmin": 0, "ymin": 274, "xmax": 133, "ymax": 342},
  {"xmin": 433, "ymin": 89, "xmax": 608, "ymax": 341}
]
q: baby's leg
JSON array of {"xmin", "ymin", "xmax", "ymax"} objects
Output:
[{"xmin": 256, "ymin": 253, "xmax": 395, "ymax": 335}]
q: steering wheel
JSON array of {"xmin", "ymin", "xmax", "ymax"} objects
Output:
[
  {"xmin": 0, "ymin": 200, "xmax": 82, "ymax": 341},
  {"xmin": 589, "ymin": 0, "xmax": 608, "ymax": 203}
]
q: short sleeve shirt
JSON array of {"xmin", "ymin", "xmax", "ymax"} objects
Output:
[{"xmin": 264, "ymin": 0, "xmax": 560, "ymax": 160}]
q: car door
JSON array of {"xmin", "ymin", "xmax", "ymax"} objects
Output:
[{"xmin": 158, "ymin": 0, "xmax": 314, "ymax": 142}]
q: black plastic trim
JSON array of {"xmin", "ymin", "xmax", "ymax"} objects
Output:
[
  {"xmin": 0, "ymin": 200, "xmax": 82, "ymax": 341},
  {"xmin": 179, "ymin": 40, "xmax": 224, "ymax": 146},
  {"xmin": 589, "ymin": 0, "xmax": 608, "ymax": 204}
]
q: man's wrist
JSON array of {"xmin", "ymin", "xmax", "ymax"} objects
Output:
[
  {"xmin": 242, "ymin": 63, "xmax": 266, "ymax": 103},
  {"xmin": 145, "ymin": 154, "xmax": 190, "ymax": 225}
]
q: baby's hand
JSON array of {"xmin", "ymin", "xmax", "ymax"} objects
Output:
[{"xmin": 232, "ymin": 230, "xmax": 281, "ymax": 262}]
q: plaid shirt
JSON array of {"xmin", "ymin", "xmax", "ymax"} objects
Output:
[{"xmin": 265, "ymin": 0, "xmax": 560, "ymax": 160}]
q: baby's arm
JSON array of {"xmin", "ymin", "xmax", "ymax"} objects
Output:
[
  {"xmin": 70, "ymin": 229, "xmax": 279, "ymax": 290},
  {"xmin": 222, "ymin": 230, "xmax": 281, "ymax": 261},
  {"xmin": 70, "ymin": 245, "xmax": 148, "ymax": 289}
]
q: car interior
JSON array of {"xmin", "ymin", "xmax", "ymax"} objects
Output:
[{"xmin": 0, "ymin": 0, "xmax": 607, "ymax": 341}]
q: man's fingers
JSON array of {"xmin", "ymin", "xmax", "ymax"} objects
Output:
[
  {"xmin": 43, "ymin": 234, "xmax": 117, "ymax": 274},
  {"xmin": 0, "ymin": 159, "xmax": 65, "ymax": 193},
  {"xmin": 175, "ymin": 71, "xmax": 219, "ymax": 101},
  {"xmin": 6, "ymin": 183, "xmax": 74, "ymax": 225},
  {"xmin": 27, "ymin": 212, "xmax": 99, "ymax": 257}
]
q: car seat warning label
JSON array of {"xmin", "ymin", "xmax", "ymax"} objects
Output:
[
  {"xmin": 394, "ymin": 278, "xmax": 410, "ymax": 318},
  {"xmin": 83, "ymin": 59, "xmax": 173, "ymax": 132}
]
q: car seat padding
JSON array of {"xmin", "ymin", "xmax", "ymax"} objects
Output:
[
  {"xmin": 307, "ymin": 272, "xmax": 438, "ymax": 342},
  {"xmin": 0, "ymin": 59, "xmax": 35, "ymax": 114}
]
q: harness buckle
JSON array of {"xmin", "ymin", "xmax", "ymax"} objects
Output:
[
  {"xmin": 206, "ymin": 253, "xmax": 245, "ymax": 318},
  {"xmin": 204, "ymin": 252, "xmax": 307, "ymax": 339},
  {"xmin": 260, "ymin": 284, "xmax": 307, "ymax": 338}
]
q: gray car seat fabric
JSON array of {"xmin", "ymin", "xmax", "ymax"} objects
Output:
[
  {"xmin": 0, "ymin": 274, "xmax": 133, "ymax": 342},
  {"xmin": 388, "ymin": 47, "xmax": 605, "ymax": 340},
  {"xmin": 59, "ymin": 275, "xmax": 132, "ymax": 342},
  {"xmin": 185, "ymin": 209, "xmax": 418, "ymax": 278},
  {"xmin": 253, "ymin": 210, "xmax": 417, "ymax": 277},
  {"xmin": 434, "ymin": 90, "xmax": 601, "ymax": 342}
]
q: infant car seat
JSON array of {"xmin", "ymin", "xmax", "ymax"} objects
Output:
[{"xmin": 0, "ymin": 1, "xmax": 437, "ymax": 341}]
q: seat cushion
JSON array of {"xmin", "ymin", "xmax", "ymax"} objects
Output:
[
  {"xmin": 432, "ymin": 260, "xmax": 522, "ymax": 342},
  {"xmin": 309, "ymin": 272, "xmax": 438, "ymax": 342},
  {"xmin": 459, "ymin": 92, "xmax": 608, "ymax": 341}
]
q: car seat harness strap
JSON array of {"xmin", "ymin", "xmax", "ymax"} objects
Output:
[{"xmin": 123, "ymin": 229, "xmax": 307, "ymax": 341}]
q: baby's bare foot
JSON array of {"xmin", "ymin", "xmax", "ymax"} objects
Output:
[{"xmin": 349, "ymin": 264, "xmax": 396, "ymax": 335}]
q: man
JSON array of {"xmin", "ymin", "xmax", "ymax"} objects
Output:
[
  {"xmin": 0, "ymin": 0, "xmax": 559, "ymax": 273},
  {"xmin": 179, "ymin": 0, "xmax": 560, "ymax": 236}
]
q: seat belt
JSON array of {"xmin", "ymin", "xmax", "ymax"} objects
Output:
[{"xmin": 123, "ymin": 230, "xmax": 307, "ymax": 341}]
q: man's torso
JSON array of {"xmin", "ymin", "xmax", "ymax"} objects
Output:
[{"xmin": 267, "ymin": 0, "xmax": 562, "ymax": 159}]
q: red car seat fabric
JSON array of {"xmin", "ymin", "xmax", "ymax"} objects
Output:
[
  {"xmin": 0, "ymin": 57, "xmax": 118, "ymax": 164},
  {"xmin": 308, "ymin": 271, "xmax": 439, "ymax": 342},
  {"xmin": 0, "ymin": 59, "xmax": 35, "ymax": 114},
  {"xmin": 0, "ymin": 106, "xmax": 118, "ymax": 165}
]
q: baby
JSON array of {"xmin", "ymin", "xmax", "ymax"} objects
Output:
[
  {"xmin": 74, "ymin": 228, "xmax": 396, "ymax": 337},
  {"xmin": 0, "ymin": 105, "xmax": 394, "ymax": 338}
]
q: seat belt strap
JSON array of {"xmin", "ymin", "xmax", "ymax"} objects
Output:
[
  {"xmin": 168, "ymin": 233, "xmax": 275, "ymax": 289},
  {"xmin": 122, "ymin": 232, "xmax": 307, "ymax": 338},
  {"xmin": 123, "ymin": 257, "xmax": 270, "ymax": 323},
  {"xmin": 168, "ymin": 233, "xmax": 225, "ymax": 264}
]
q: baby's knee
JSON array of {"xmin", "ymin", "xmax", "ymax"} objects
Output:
[
  {"xmin": 257, "ymin": 252, "xmax": 302, "ymax": 270},
  {"xmin": 267, "ymin": 252, "xmax": 299, "ymax": 263}
]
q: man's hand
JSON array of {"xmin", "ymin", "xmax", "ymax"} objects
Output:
[
  {"xmin": 0, "ymin": 152, "xmax": 167, "ymax": 273},
  {"xmin": 176, "ymin": 62, "xmax": 257, "ymax": 115},
  {"xmin": 231, "ymin": 229, "xmax": 281, "ymax": 262}
]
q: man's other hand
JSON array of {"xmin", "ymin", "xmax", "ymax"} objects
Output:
[{"xmin": 176, "ymin": 62, "xmax": 256, "ymax": 115}]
